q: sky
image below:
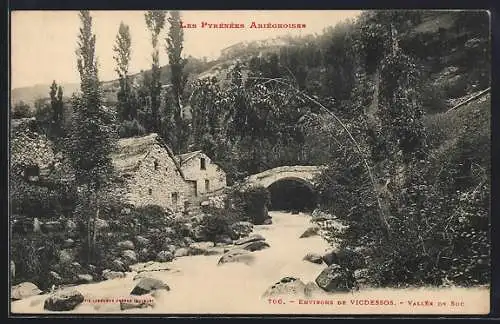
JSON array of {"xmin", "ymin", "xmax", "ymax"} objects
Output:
[{"xmin": 11, "ymin": 10, "xmax": 361, "ymax": 89}]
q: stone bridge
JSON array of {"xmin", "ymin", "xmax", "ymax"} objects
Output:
[{"xmin": 239, "ymin": 165, "xmax": 326, "ymax": 190}]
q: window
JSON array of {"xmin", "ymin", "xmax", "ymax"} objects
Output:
[
  {"xmin": 200, "ymin": 158, "xmax": 206, "ymax": 170},
  {"xmin": 148, "ymin": 188, "xmax": 152, "ymax": 195},
  {"xmin": 154, "ymin": 160, "xmax": 159, "ymax": 170},
  {"xmin": 171, "ymin": 192, "xmax": 179, "ymax": 205},
  {"xmin": 205, "ymin": 179, "xmax": 210, "ymax": 192}
]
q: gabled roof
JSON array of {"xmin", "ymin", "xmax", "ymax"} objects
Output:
[
  {"xmin": 176, "ymin": 150, "xmax": 202, "ymax": 166},
  {"xmin": 112, "ymin": 133, "xmax": 185, "ymax": 177}
]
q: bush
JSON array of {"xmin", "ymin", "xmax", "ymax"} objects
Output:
[
  {"xmin": 11, "ymin": 233, "xmax": 60, "ymax": 290},
  {"xmin": 198, "ymin": 207, "xmax": 245, "ymax": 241},
  {"xmin": 11, "ymin": 101, "xmax": 33, "ymax": 119},
  {"xmin": 231, "ymin": 186, "xmax": 270, "ymax": 224}
]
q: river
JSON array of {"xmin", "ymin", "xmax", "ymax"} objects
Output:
[{"xmin": 11, "ymin": 211, "xmax": 489, "ymax": 315}]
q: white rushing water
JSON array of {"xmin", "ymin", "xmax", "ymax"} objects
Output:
[{"xmin": 11, "ymin": 211, "xmax": 489, "ymax": 315}]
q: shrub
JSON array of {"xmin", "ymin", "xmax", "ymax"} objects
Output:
[
  {"xmin": 198, "ymin": 207, "xmax": 245, "ymax": 241},
  {"xmin": 11, "ymin": 233, "xmax": 60, "ymax": 290},
  {"xmin": 231, "ymin": 186, "xmax": 271, "ymax": 224}
]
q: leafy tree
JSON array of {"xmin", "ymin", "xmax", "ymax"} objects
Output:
[{"xmin": 66, "ymin": 10, "xmax": 118, "ymax": 264}]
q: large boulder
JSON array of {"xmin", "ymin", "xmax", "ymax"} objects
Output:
[
  {"xmin": 262, "ymin": 277, "xmax": 307, "ymax": 297},
  {"xmin": 117, "ymin": 240, "xmax": 135, "ymax": 250},
  {"xmin": 130, "ymin": 278, "xmax": 170, "ymax": 296},
  {"xmin": 299, "ymin": 225, "xmax": 320, "ymax": 238},
  {"xmin": 102, "ymin": 270, "xmax": 126, "ymax": 280},
  {"xmin": 188, "ymin": 242, "xmax": 215, "ymax": 256},
  {"xmin": 263, "ymin": 218, "xmax": 273, "ymax": 225},
  {"xmin": 303, "ymin": 253, "xmax": 324, "ymax": 265},
  {"xmin": 111, "ymin": 259, "xmax": 128, "ymax": 272},
  {"xmin": 44, "ymin": 289, "xmax": 84, "ymax": 311},
  {"xmin": 238, "ymin": 240, "xmax": 270, "ymax": 252},
  {"xmin": 174, "ymin": 247, "xmax": 189, "ymax": 258},
  {"xmin": 315, "ymin": 264, "xmax": 355, "ymax": 292},
  {"xmin": 121, "ymin": 250, "xmax": 137, "ymax": 266},
  {"xmin": 218, "ymin": 249, "xmax": 256, "ymax": 265},
  {"xmin": 234, "ymin": 233, "xmax": 265, "ymax": 245},
  {"xmin": 11, "ymin": 282, "xmax": 42, "ymax": 300},
  {"xmin": 156, "ymin": 251, "xmax": 174, "ymax": 262}
]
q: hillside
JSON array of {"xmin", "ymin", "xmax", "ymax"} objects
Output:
[{"xmin": 11, "ymin": 11, "xmax": 489, "ymax": 114}]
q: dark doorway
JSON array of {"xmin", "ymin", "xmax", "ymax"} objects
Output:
[{"xmin": 268, "ymin": 178, "xmax": 317, "ymax": 212}]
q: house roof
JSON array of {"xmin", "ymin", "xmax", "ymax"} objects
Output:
[
  {"xmin": 176, "ymin": 150, "xmax": 202, "ymax": 166},
  {"xmin": 112, "ymin": 133, "xmax": 185, "ymax": 177}
]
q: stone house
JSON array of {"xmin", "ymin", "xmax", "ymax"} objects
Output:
[
  {"xmin": 176, "ymin": 150, "xmax": 227, "ymax": 199},
  {"xmin": 111, "ymin": 133, "xmax": 192, "ymax": 213}
]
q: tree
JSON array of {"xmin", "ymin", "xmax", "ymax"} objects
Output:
[
  {"xmin": 165, "ymin": 10, "xmax": 189, "ymax": 153},
  {"xmin": 113, "ymin": 22, "xmax": 134, "ymax": 122},
  {"xmin": 11, "ymin": 101, "xmax": 32, "ymax": 119},
  {"xmin": 66, "ymin": 10, "xmax": 118, "ymax": 264},
  {"xmin": 50, "ymin": 80, "xmax": 58, "ymax": 123},
  {"xmin": 144, "ymin": 10, "xmax": 166, "ymax": 133}
]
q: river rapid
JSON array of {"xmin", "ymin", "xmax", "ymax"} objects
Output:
[{"xmin": 11, "ymin": 211, "xmax": 489, "ymax": 315}]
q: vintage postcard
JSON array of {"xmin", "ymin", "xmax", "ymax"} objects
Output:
[{"xmin": 9, "ymin": 9, "xmax": 491, "ymax": 315}]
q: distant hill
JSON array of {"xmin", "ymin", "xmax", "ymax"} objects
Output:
[{"xmin": 11, "ymin": 83, "xmax": 80, "ymax": 108}]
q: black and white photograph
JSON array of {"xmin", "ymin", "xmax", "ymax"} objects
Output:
[{"xmin": 9, "ymin": 9, "xmax": 491, "ymax": 314}]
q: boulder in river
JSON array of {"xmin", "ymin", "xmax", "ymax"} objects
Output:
[
  {"xmin": 238, "ymin": 240, "xmax": 270, "ymax": 252},
  {"xmin": 188, "ymin": 242, "xmax": 215, "ymax": 256},
  {"xmin": 214, "ymin": 234, "xmax": 233, "ymax": 244},
  {"xmin": 102, "ymin": 270, "xmax": 126, "ymax": 280},
  {"xmin": 174, "ymin": 247, "xmax": 189, "ymax": 258},
  {"xmin": 111, "ymin": 259, "xmax": 128, "ymax": 272},
  {"xmin": 49, "ymin": 271, "xmax": 63, "ymax": 284},
  {"xmin": 121, "ymin": 250, "xmax": 137, "ymax": 265},
  {"xmin": 299, "ymin": 225, "xmax": 320, "ymax": 238},
  {"xmin": 130, "ymin": 277, "xmax": 170, "ymax": 296},
  {"xmin": 218, "ymin": 248, "xmax": 256, "ymax": 266},
  {"xmin": 303, "ymin": 253, "xmax": 324, "ymax": 264},
  {"xmin": 11, "ymin": 282, "xmax": 42, "ymax": 300},
  {"xmin": 263, "ymin": 218, "xmax": 273, "ymax": 225},
  {"xmin": 44, "ymin": 289, "xmax": 84, "ymax": 311},
  {"xmin": 262, "ymin": 277, "xmax": 307, "ymax": 297},
  {"xmin": 156, "ymin": 251, "xmax": 174, "ymax": 262},
  {"xmin": 315, "ymin": 264, "xmax": 355, "ymax": 292},
  {"xmin": 234, "ymin": 233, "xmax": 265, "ymax": 245}
]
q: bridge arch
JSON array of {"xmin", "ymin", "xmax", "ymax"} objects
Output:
[{"xmin": 241, "ymin": 165, "xmax": 325, "ymax": 212}]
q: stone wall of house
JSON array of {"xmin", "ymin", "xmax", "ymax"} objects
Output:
[
  {"xmin": 181, "ymin": 153, "xmax": 227, "ymax": 198},
  {"xmin": 124, "ymin": 144, "xmax": 191, "ymax": 213}
]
